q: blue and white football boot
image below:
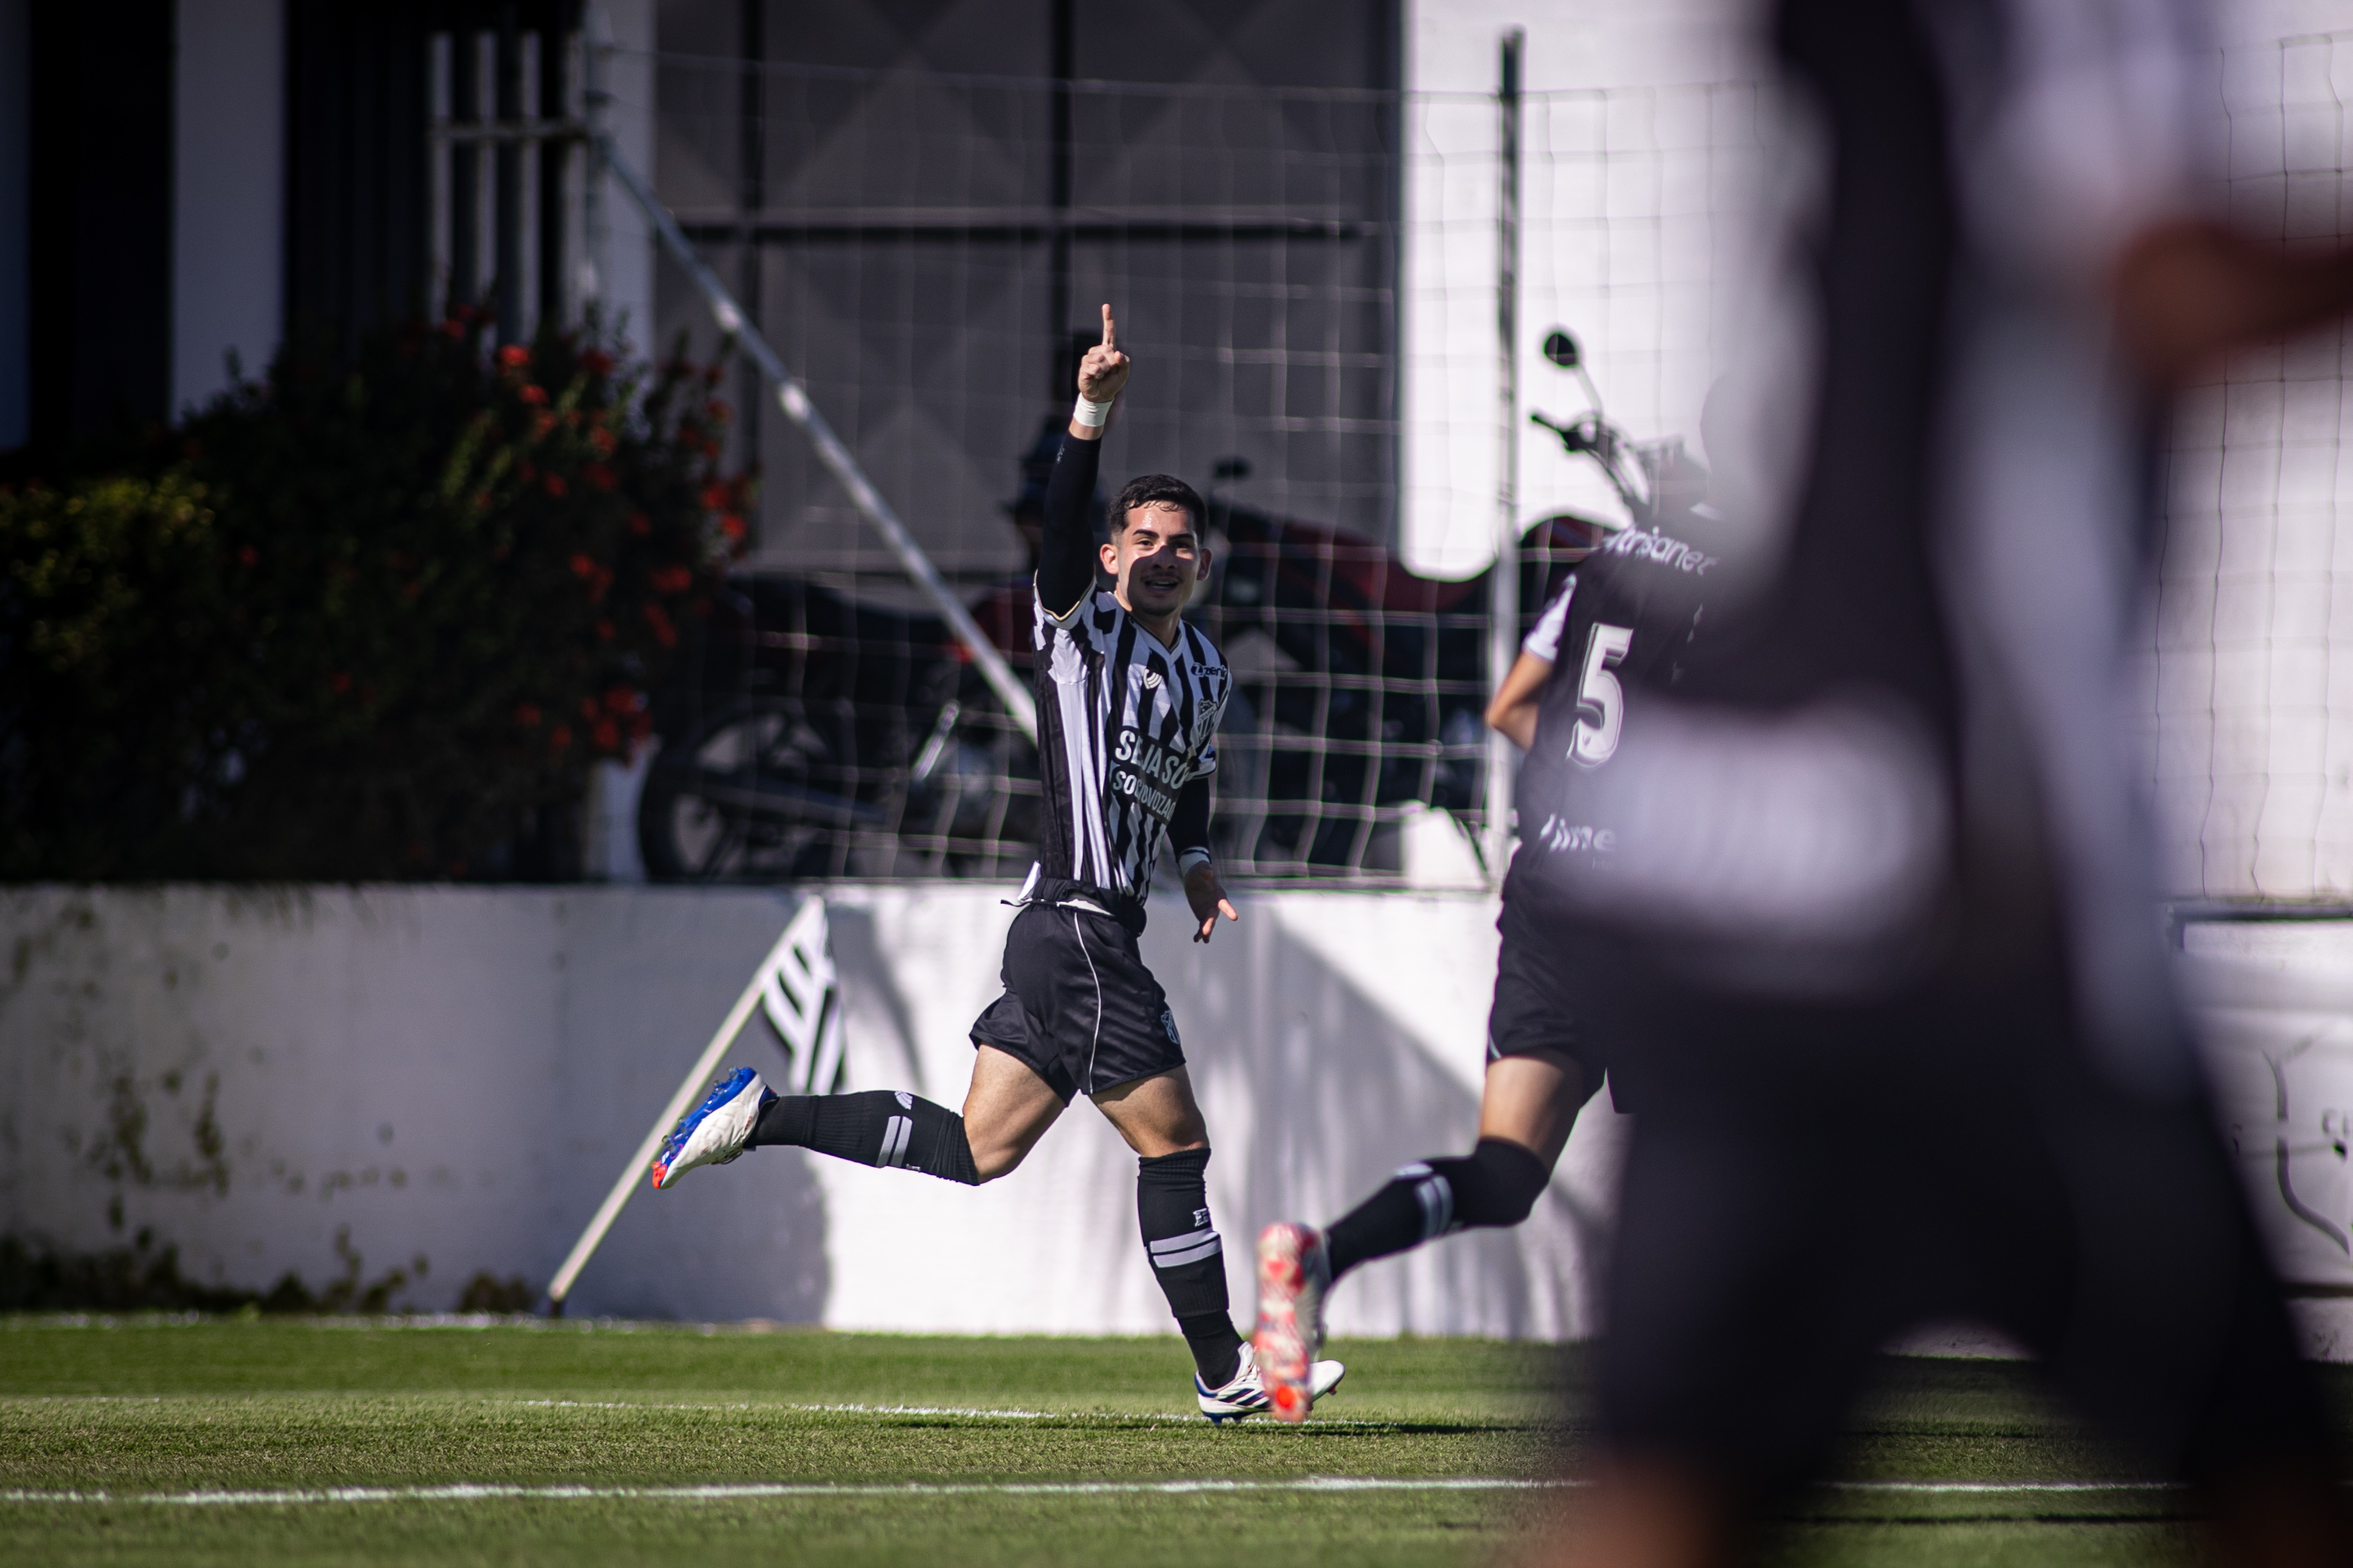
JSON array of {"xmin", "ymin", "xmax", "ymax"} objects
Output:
[
  {"xmin": 1195, "ymin": 1350, "xmax": 1346, "ymax": 1424},
  {"xmin": 651, "ymin": 1067, "xmax": 774, "ymax": 1190}
]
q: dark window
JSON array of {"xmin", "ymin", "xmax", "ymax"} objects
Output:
[
  {"xmin": 27, "ymin": 0, "xmax": 174, "ymax": 443},
  {"xmin": 654, "ymin": 0, "xmax": 1402, "ymax": 575}
]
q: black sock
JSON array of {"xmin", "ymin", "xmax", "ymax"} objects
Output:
[
  {"xmin": 1137, "ymin": 1148, "xmax": 1243, "ymax": 1387},
  {"xmin": 1325, "ymin": 1138, "xmax": 1552, "ymax": 1280},
  {"xmin": 752, "ymin": 1091, "xmax": 979, "ymax": 1184}
]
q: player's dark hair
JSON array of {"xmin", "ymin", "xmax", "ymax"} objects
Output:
[{"xmin": 1111, "ymin": 473, "xmax": 1204, "ymax": 537}]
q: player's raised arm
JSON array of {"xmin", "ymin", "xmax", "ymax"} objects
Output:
[
  {"xmin": 1069, "ymin": 304, "xmax": 1130, "ymax": 439},
  {"xmin": 1038, "ymin": 304, "xmax": 1132, "ymax": 620}
]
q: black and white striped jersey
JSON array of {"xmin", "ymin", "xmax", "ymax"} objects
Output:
[{"xmin": 1032, "ymin": 589, "xmax": 1231, "ymax": 902}]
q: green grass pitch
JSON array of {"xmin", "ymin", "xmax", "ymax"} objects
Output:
[{"xmin": 2, "ymin": 1316, "xmax": 2343, "ymax": 1566}]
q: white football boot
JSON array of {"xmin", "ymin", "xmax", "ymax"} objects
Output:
[
  {"xmin": 1196, "ymin": 1350, "xmax": 1345, "ymax": 1424},
  {"xmin": 650, "ymin": 1068, "xmax": 774, "ymax": 1190},
  {"xmin": 1253, "ymin": 1221, "xmax": 1332, "ymax": 1423}
]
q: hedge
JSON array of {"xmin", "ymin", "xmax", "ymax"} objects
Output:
[{"xmin": 0, "ymin": 312, "xmax": 752, "ymax": 879}]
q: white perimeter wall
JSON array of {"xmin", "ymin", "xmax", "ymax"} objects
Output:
[
  {"xmin": 0, "ymin": 883, "xmax": 1626, "ymax": 1339},
  {"xmin": 2182, "ymin": 920, "xmax": 2353, "ymax": 1290},
  {"xmin": 20, "ymin": 886, "xmax": 2353, "ymax": 1351}
]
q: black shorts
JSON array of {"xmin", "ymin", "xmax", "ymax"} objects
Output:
[
  {"xmin": 1487, "ymin": 896, "xmax": 1582, "ymax": 1065},
  {"xmin": 1572, "ymin": 941, "xmax": 2325, "ymax": 1497},
  {"xmin": 1487, "ymin": 896, "xmax": 1629, "ymax": 1107},
  {"xmin": 970, "ymin": 901, "xmax": 1186, "ymax": 1103}
]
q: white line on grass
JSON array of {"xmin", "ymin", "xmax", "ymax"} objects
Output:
[
  {"xmin": 0, "ymin": 1478, "xmax": 2200, "ymax": 1508},
  {"xmin": 2, "ymin": 1478, "xmax": 1570, "ymax": 1506},
  {"xmin": 1828, "ymin": 1482, "xmax": 2182, "ymax": 1494},
  {"xmin": 11, "ymin": 1394, "xmax": 1444, "ymax": 1430},
  {"xmin": 511, "ymin": 1400, "xmax": 1063, "ymax": 1418},
  {"xmin": 564, "ymin": 1400, "xmax": 1434, "ymax": 1428}
]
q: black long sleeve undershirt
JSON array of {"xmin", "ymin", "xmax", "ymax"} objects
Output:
[
  {"xmin": 1170, "ymin": 775, "xmax": 1211, "ymax": 860},
  {"xmin": 1037, "ymin": 430, "xmax": 1102, "ymax": 619}
]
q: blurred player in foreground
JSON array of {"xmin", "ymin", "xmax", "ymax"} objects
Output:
[
  {"xmin": 647, "ymin": 307, "xmax": 1341, "ymax": 1422},
  {"xmin": 1251, "ymin": 451, "xmax": 1732, "ymax": 1422},
  {"xmin": 1525, "ymin": 0, "xmax": 2353, "ymax": 1563}
]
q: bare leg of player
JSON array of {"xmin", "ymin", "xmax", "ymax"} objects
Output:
[
  {"xmin": 1089, "ymin": 1064, "xmax": 1208, "ymax": 1156},
  {"xmin": 1477, "ymin": 1052, "xmax": 1585, "ymax": 1168},
  {"xmin": 961, "ymin": 1044, "xmax": 1068, "ymax": 1179}
]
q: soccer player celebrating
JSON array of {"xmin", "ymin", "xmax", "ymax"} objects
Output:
[
  {"xmin": 647, "ymin": 305, "xmax": 1342, "ymax": 1422},
  {"xmin": 1250, "ymin": 482, "xmax": 1725, "ymax": 1424}
]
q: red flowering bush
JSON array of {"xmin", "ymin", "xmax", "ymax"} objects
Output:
[{"xmin": 0, "ymin": 312, "xmax": 752, "ymax": 879}]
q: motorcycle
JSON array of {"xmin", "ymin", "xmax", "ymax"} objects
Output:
[{"xmin": 638, "ymin": 330, "xmax": 1696, "ymax": 881}]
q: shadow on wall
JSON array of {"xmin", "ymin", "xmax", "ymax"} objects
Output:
[
  {"xmin": 0, "ymin": 884, "xmax": 1612, "ymax": 1333},
  {"xmin": 569, "ymin": 1141, "xmax": 833, "ymax": 1323},
  {"xmin": 801, "ymin": 885, "xmax": 1616, "ymax": 1341},
  {"xmin": 516, "ymin": 890, "xmax": 838, "ymax": 1324},
  {"xmin": 0, "ymin": 885, "xmax": 838, "ymax": 1319},
  {"xmin": 1145, "ymin": 898, "xmax": 1613, "ymax": 1341},
  {"xmin": 824, "ymin": 903, "xmax": 927, "ymax": 1088}
]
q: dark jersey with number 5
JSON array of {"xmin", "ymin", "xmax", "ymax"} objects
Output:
[{"xmin": 1503, "ymin": 516, "xmax": 1720, "ymax": 914}]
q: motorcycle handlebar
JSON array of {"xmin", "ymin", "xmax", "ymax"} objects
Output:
[{"xmin": 1529, "ymin": 409, "xmax": 1593, "ymax": 453}]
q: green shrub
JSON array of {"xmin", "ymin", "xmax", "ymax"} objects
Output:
[{"xmin": 0, "ymin": 312, "xmax": 751, "ymax": 879}]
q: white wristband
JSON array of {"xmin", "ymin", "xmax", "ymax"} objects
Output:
[
  {"xmin": 1177, "ymin": 848, "xmax": 1213, "ymax": 876},
  {"xmin": 1072, "ymin": 395, "xmax": 1113, "ymax": 429}
]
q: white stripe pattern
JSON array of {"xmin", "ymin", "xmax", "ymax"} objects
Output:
[
  {"xmin": 0, "ymin": 1478, "xmax": 2200, "ymax": 1508},
  {"xmin": 1033, "ymin": 591, "xmax": 1230, "ymax": 902},
  {"xmin": 1414, "ymin": 1174, "xmax": 1454, "ymax": 1240},
  {"xmin": 878, "ymin": 1117, "xmax": 912, "ymax": 1169},
  {"xmin": 1072, "ymin": 913, "xmax": 1104, "ymax": 1093},
  {"xmin": 1149, "ymin": 1228, "xmax": 1223, "ymax": 1270}
]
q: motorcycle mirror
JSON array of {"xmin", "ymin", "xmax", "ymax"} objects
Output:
[{"xmin": 1541, "ymin": 329, "xmax": 1581, "ymax": 370}]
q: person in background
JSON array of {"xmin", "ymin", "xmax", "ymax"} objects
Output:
[{"xmin": 1524, "ymin": 1, "xmax": 2353, "ymax": 1563}]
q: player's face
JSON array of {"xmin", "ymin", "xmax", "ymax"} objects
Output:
[{"xmin": 1102, "ymin": 502, "xmax": 1210, "ymax": 619}]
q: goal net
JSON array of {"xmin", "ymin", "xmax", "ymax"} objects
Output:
[
  {"xmin": 2157, "ymin": 29, "xmax": 2353, "ymax": 906},
  {"xmin": 635, "ymin": 38, "xmax": 1760, "ymax": 885}
]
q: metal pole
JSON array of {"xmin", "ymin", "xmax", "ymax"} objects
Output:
[
  {"xmin": 1484, "ymin": 30, "xmax": 1524, "ymax": 886},
  {"xmin": 494, "ymin": 8, "xmax": 525, "ymax": 344},
  {"xmin": 736, "ymin": 0, "xmax": 765, "ymax": 532},
  {"xmin": 451, "ymin": 30, "xmax": 481, "ymax": 310},
  {"xmin": 1048, "ymin": 0, "xmax": 1075, "ymax": 398},
  {"xmin": 596, "ymin": 138, "xmax": 1039, "ymax": 742}
]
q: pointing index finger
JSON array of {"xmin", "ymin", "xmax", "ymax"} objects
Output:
[{"xmin": 1101, "ymin": 303, "xmax": 1116, "ymax": 350}]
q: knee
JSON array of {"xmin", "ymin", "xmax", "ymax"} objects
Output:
[
  {"xmin": 969, "ymin": 1134, "xmax": 1032, "ymax": 1184},
  {"xmin": 1459, "ymin": 1136, "xmax": 1552, "ymax": 1227}
]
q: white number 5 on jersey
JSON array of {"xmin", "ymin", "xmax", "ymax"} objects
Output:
[{"xmin": 1572, "ymin": 623, "xmax": 1634, "ymax": 768}]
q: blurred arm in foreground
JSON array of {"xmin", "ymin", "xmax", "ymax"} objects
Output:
[
  {"xmin": 1531, "ymin": 0, "xmax": 2353, "ymax": 1565},
  {"xmin": 2114, "ymin": 220, "xmax": 2353, "ymax": 390}
]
